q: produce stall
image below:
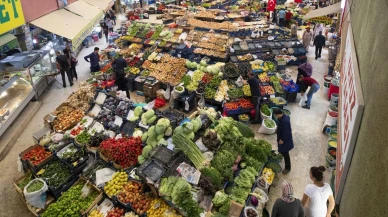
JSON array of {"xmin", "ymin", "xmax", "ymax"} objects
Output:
[{"xmin": 15, "ymin": 76, "xmax": 287, "ymax": 217}]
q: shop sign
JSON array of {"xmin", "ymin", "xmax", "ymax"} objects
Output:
[
  {"xmin": 0, "ymin": 0, "xmax": 25, "ymax": 35},
  {"xmin": 71, "ymin": 11, "xmax": 104, "ymax": 50},
  {"xmin": 307, "ymin": 16, "xmax": 332, "ymax": 25},
  {"xmin": 335, "ymin": 23, "xmax": 364, "ymax": 203}
]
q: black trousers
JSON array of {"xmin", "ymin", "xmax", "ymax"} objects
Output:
[
  {"xmin": 60, "ymin": 67, "xmax": 73, "ymax": 86},
  {"xmin": 91, "ymin": 65, "xmax": 100, "ymax": 73},
  {"xmin": 252, "ymin": 96, "xmax": 262, "ymax": 122},
  {"xmin": 117, "ymin": 78, "xmax": 130, "ymax": 99},
  {"xmin": 104, "ymin": 33, "xmax": 109, "ymax": 43},
  {"xmin": 280, "ymin": 151, "xmax": 291, "ymax": 170},
  {"xmin": 315, "ymin": 46, "xmax": 323, "ymax": 58},
  {"xmin": 70, "ymin": 62, "xmax": 77, "ymax": 79}
]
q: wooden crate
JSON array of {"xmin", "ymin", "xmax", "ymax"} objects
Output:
[
  {"xmin": 13, "ymin": 172, "xmax": 34, "ymax": 200},
  {"xmin": 16, "ymin": 187, "xmax": 55, "ymax": 217},
  {"xmin": 74, "ymin": 176, "xmax": 104, "ymax": 216}
]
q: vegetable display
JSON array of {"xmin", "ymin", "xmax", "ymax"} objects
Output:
[
  {"xmin": 228, "ymin": 87, "xmax": 244, "ymax": 98},
  {"xmin": 106, "ymin": 207, "xmax": 125, "ymax": 217},
  {"xmin": 115, "ymin": 101, "xmax": 131, "ymax": 117},
  {"xmin": 242, "ymin": 84, "xmax": 251, "ymax": 96},
  {"xmin": 172, "ymin": 132, "xmax": 205, "ymax": 169},
  {"xmin": 100, "ymin": 137, "xmax": 143, "ymax": 168},
  {"xmin": 42, "ymin": 181, "xmax": 98, "ymax": 217},
  {"xmin": 26, "ymin": 179, "xmax": 44, "ymax": 193},
  {"xmin": 75, "ymin": 131, "xmax": 90, "ymax": 145},
  {"xmin": 146, "ymin": 198, "xmax": 182, "ymax": 217},
  {"xmin": 261, "ymin": 167, "xmax": 275, "ymax": 184},
  {"xmin": 261, "ymin": 104, "xmax": 271, "ymax": 116},
  {"xmin": 202, "ymin": 130, "xmax": 221, "ymax": 151},
  {"xmin": 265, "ymin": 162, "xmax": 282, "ymax": 173},
  {"xmin": 39, "ymin": 160, "xmax": 72, "ymax": 188},
  {"xmin": 89, "ymin": 132, "xmax": 110, "ymax": 147},
  {"xmin": 211, "ymin": 149, "xmax": 234, "ymax": 181},
  {"xmin": 140, "ymin": 109, "xmax": 157, "ymax": 126},
  {"xmin": 22, "ymin": 146, "xmax": 51, "ymax": 166}
]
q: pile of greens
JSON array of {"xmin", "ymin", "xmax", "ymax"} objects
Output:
[
  {"xmin": 214, "ymin": 117, "xmax": 243, "ymax": 142},
  {"xmin": 243, "ymin": 138, "xmax": 272, "ymax": 163},
  {"xmin": 264, "ymin": 119, "xmax": 276, "ymax": 128},
  {"xmin": 202, "ymin": 130, "xmax": 221, "ymax": 151},
  {"xmin": 211, "ymin": 150, "xmax": 235, "ymax": 182},
  {"xmin": 212, "ymin": 190, "xmax": 231, "ymax": 216},
  {"xmin": 261, "ymin": 104, "xmax": 271, "ymax": 116},
  {"xmin": 159, "ymin": 177, "xmax": 203, "ymax": 217},
  {"xmin": 199, "ymin": 167, "xmax": 223, "ymax": 196}
]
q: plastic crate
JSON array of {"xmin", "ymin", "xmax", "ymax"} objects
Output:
[
  {"xmin": 20, "ymin": 145, "xmax": 54, "ymax": 174},
  {"xmin": 161, "ymin": 107, "xmax": 185, "ymax": 129}
]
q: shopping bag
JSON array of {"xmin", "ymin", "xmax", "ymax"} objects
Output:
[
  {"xmin": 23, "ymin": 179, "xmax": 48, "ymax": 209},
  {"xmin": 299, "ymin": 95, "xmax": 307, "ymax": 107},
  {"xmin": 198, "ymin": 93, "xmax": 205, "ymax": 108},
  {"xmin": 258, "ymin": 119, "xmax": 277, "ymax": 135},
  {"xmin": 164, "ymin": 84, "xmax": 171, "ymax": 100},
  {"xmin": 235, "ymin": 76, "xmax": 244, "ymax": 87}
]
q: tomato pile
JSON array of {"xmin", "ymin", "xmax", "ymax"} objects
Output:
[
  {"xmin": 224, "ymin": 101, "xmax": 239, "ymax": 110},
  {"xmin": 238, "ymin": 98, "xmax": 254, "ymax": 108},
  {"xmin": 99, "ymin": 137, "xmax": 143, "ymax": 168},
  {"xmin": 201, "ymin": 73, "xmax": 213, "ymax": 84},
  {"xmin": 106, "ymin": 207, "xmax": 125, "ymax": 217},
  {"xmin": 70, "ymin": 125, "xmax": 83, "ymax": 137},
  {"xmin": 22, "ymin": 146, "xmax": 51, "ymax": 166},
  {"xmin": 117, "ymin": 181, "xmax": 151, "ymax": 214}
]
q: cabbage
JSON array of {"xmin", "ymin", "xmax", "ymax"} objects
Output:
[
  {"xmin": 212, "ymin": 190, "xmax": 228, "ymax": 207},
  {"xmin": 192, "ymin": 119, "xmax": 201, "ymax": 132},
  {"xmin": 138, "ymin": 155, "xmax": 145, "ymax": 164},
  {"xmin": 201, "ymin": 66, "xmax": 207, "ymax": 72},
  {"xmin": 197, "ymin": 64, "xmax": 201, "ymax": 70},
  {"xmin": 157, "ymin": 118, "xmax": 171, "ymax": 127},
  {"xmin": 146, "ymin": 137, "xmax": 157, "ymax": 148},
  {"xmin": 148, "ymin": 126, "xmax": 156, "ymax": 138},
  {"xmin": 182, "ymin": 122, "xmax": 193, "ymax": 134},
  {"xmin": 155, "ymin": 124, "xmax": 166, "ymax": 135},
  {"xmin": 164, "ymin": 127, "xmax": 173, "ymax": 136},
  {"xmin": 174, "ymin": 126, "xmax": 183, "ymax": 133},
  {"xmin": 158, "ymin": 138, "xmax": 168, "ymax": 146},
  {"xmin": 218, "ymin": 72, "xmax": 223, "ymax": 77},
  {"xmin": 141, "ymin": 132, "xmax": 148, "ymax": 142},
  {"xmin": 147, "ymin": 115, "xmax": 157, "ymax": 124},
  {"xmin": 144, "ymin": 109, "xmax": 155, "ymax": 119},
  {"xmin": 200, "ymin": 60, "xmax": 207, "ymax": 66},
  {"xmin": 191, "ymin": 62, "xmax": 197, "ymax": 69},
  {"xmin": 142, "ymin": 145, "xmax": 153, "ymax": 157},
  {"xmin": 133, "ymin": 130, "xmax": 143, "ymax": 137},
  {"xmin": 186, "ymin": 60, "xmax": 191, "ymax": 67},
  {"xmin": 214, "ymin": 66, "xmax": 220, "ymax": 73},
  {"xmin": 157, "ymin": 133, "xmax": 164, "ymax": 141},
  {"xmin": 134, "ymin": 106, "xmax": 143, "ymax": 116},
  {"xmin": 187, "ymin": 132, "xmax": 195, "ymax": 140},
  {"xmin": 129, "ymin": 116, "xmax": 139, "ymax": 122}
]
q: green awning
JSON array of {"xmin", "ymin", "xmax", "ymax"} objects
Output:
[{"xmin": 0, "ymin": 33, "xmax": 18, "ymax": 54}]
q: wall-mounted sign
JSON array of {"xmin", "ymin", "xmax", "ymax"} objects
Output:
[
  {"xmin": 0, "ymin": 0, "xmax": 26, "ymax": 34},
  {"xmin": 335, "ymin": 23, "xmax": 365, "ymax": 203},
  {"xmin": 307, "ymin": 16, "xmax": 333, "ymax": 25}
]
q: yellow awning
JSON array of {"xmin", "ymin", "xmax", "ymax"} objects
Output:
[
  {"xmin": 82, "ymin": 0, "xmax": 114, "ymax": 12},
  {"xmin": 66, "ymin": 0, "xmax": 103, "ymax": 20},
  {"xmin": 303, "ymin": 2, "xmax": 342, "ymax": 20},
  {"xmin": 30, "ymin": 9, "xmax": 90, "ymax": 42}
]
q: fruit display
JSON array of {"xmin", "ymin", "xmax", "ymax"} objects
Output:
[
  {"xmin": 65, "ymin": 82, "xmax": 96, "ymax": 111},
  {"xmin": 238, "ymin": 99, "xmax": 254, "ymax": 109},
  {"xmin": 261, "ymin": 167, "xmax": 275, "ymax": 185},
  {"xmin": 103, "ymin": 171, "xmax": 128, "ymax": 197},
  {"xmin": 115, "ymin": 101, "xmax": 131, "ymax": 117},
  {"xmin": 260, "ymin": 85, "xmax": 275, "ymax": 95},
  {"xmin": 42, "ymin": 180, "xmax": 99, "ymax": 217},
  {"xmin": 102, "ymin": 96, "xmax": 119, "ymax": 111},
  {"xmin": 242, "ymin": 84, "xmax": 251, "ymax": 96},
  {"xmin": 258, "ymin": 72, "xmax": 269, "ymax": 82},
  {"xmin": 22, "ymin": 146, "xmax": 51, "ymax": 166},
  {"xmin": 224, "ymin": 101, "xmax": 238, "ymax": 110},
  {"xmin": 214, "ymin": 80, "xmax": 229, "ymax": 101},
  {"xmin": 147, "ymin": 198, "xmax": 182, "ymax": 217},
  {"xmin": 188, "ymin": 19, "xmax": 237, "ymax": 31},
  {"xmin": 106, "ymin": 207, "xmax": 125, "ymax": 217},
  {"xmin": 117, "ymin": 181, "xmax": 151, "ymax": 214},
  {"xmin": 96, "ymin": 110, "xmax": 119, "ymax": 132},
  {"xmin": 89, "ymin": 131, "xmax": 110, "ymax": 147},
  {"xmin": 53, "ymin": 105, "xmax": 84, "ymax": 131},
  {"xmin": 99, "ymin": 137, "xmax": 143, "ymax": 168},
  {"xmin": 89, "ymin": 210, "xmax": 104, "ymax": 217}
]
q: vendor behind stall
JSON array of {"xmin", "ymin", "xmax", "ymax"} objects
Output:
[
  {"xmin": 112, "ymin": 52, "xmax": 130, "ymax": 99},
  {"xmin": 244, "ymin": 72, "xmax": 262, "ymax": 124}
]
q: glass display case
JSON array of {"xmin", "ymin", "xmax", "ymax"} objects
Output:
[{"xmin": 0, "ymin": 76, "xmax": 35, "ymax": 136}]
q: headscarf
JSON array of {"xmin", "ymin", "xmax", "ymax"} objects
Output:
[
  {"xmin": 281, "ymin": 180, "xmax": 295, "ymax": 203},
  {"xmin": 298, "ymin": 63, "xmax": 312, "ymax": 77}
]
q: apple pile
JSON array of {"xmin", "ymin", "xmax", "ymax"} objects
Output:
[{"xmin": 117, "ymin": 181, "xmax": 151, "ymax": 214}]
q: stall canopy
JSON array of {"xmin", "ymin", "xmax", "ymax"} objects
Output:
[
  {"xmin": 82, "ymin": 0, "xmax": 114, "ymax": 12},
  {"xmin": 0, "ymin": 33, "xmax": 19, "ymax": 54},
  {"xmin": 30, "ymin": 1, "xmax": 104, "ymax": 50},
  {"xmin": 303, "ymin": 2, "xmax": 342, "ymax": 20}
]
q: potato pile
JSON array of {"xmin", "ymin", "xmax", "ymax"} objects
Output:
[
  {"xmin": 53, "ymin": 104, "xmax": 84, "ymax": 131},
  {"xmin": 149, "ymin": 54, "xmax": 187, "ymax": 86}
]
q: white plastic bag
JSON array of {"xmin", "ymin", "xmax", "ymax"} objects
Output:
[
  {"xmin": 23, "ymin": 179, "xmax": 48, "ymax": 209},
  {"xmin": 198, "ymin": 93, "xmax": 205, "ymax": 108},
  {"xmin": 299, "ymin": 95, "xmax": 307, "ymax": 107},
  {"xmin": 145, "ymin": 100, "xmax": 155, "ymax": 110},
  {"xmin": 235, "ymin": 76, "xmax": 244, "ymax": 87},
  {"xmin": 164, "ymin": 84, "xmax": 171, "ymax": 100},
  {"xmin": 258, "ymin": 119, "xmax": 277, "ymax": 134},
  {"xmin": 260, "ymin": 109, "xmax": 272, "ymax": 120}
]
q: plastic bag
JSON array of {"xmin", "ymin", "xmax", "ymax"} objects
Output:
[
  {"xmin": 39, "ymin": 131, "xmax": 51, "ymax": 146},
  {"xmin": 198, "ymin": 93, "xmax": 205, "ymax": 108},
  {"xmin": 299, "ymin": 95, "xmax": 307, "ymax": 107},
  {"xmin": 235, "ymin": 76, "xmax": 244, "ymax": 87},
  {"xmin": 23, "ymin": 178, "xmax": 48, "ymax": 209},
  {"xmin": 51, "ymin": 133, "xmax": 64, "ymax": 143},
  {"xmin": 258, "ymin": 119, "xmax": 277, "ymax": 134},
  {"xmin": 164, "ymin": 84, "xmax": 171, "ymax": 100},
  {"xmin": 81, "ymin": 181, "xmax": 92, "ymax": 198},
  {"xmin": 145, "ymin": 100, "xmax": 155, "ymax": 110},
  {"xmin": 260, "ymin": 109, "xmax": 272, "ymax": 121},
  {"xmin": 185, "ymin": 98, "xmax": 189, "ymax": 111}
]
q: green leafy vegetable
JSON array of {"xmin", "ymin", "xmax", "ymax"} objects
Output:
[{"xmin": 211, "ymin": 150, "xmax": 234, "ymax": 181}]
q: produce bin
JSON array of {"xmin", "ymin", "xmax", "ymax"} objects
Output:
[
  {"xmin": 20, "ymin": 145, "xmax": 54, "ymax": 174},
  {"xmin": 136, "ymin": 159, "xmax": 166, "ymax": 182},
  {"xmin": 161, "ymin": 107, "xmax": 185, "ymax": 129},
  {"xmin": 127, "ymin": 74, "xmax": 138, "ymax": 92}
]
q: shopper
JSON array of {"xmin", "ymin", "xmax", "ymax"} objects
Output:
[
  {"xmin": 278, "ymin": 9, "xmax": 286, "ymax": 27},
  {"xmin": 106, "ymin": 18, "xmax": 114, "ymax": 32},
  {"xmin": 313, "ymin": 23, "xmax": 325, "ymax": 40},
  {"xmin": 55, "ymin": 51, "xmax": 73, "ymax": 88},
  {"xmin": 297, "ymin": 63, "xmax": 313, "ymax": 78},
  {"xmin": 314, "ymin": 31, "xmax": 326, "ymax": 59},
  {"xmin": 285, "ymin": 10, "xmax": 293, "ymax": 28},
  {"xmin": 84, "ymin": 47, "xmax": 101, "ymax": 73},
  {"xmin": 273, "ymin": 108, "xmax": 293, "ymax": 174},
  {"xmin": 245, "ymin": 72, "xmax": 261, "ymax": 124},
  {"xmin": 290, "ymin": 22, "xmax": 298, "ymax": 38},
  {"xmin": 112, "ymin": 52, "xmax": 130, "ymax": 98},
  {"xmin": 102, "ymin": 23, "xmax": 109, "ymax": 43},
  {"xmin": 298, "ymin": 75, "xmax": 320, "ymax": 109},
  {"xmin": 110, "ymin": 10, "xmax": 117, "ymax": 25},
  {"xmin": 104, "ymin": 12, "xmax": 111, "ymax": 20},
  {"xmin": 63, "ymin": 45, "xmax": 78, "ymax": 80},
  {"xmin": 271, "ymin": 180, "xmax": 305, "ymax": 217},
  {"xmin": 302, "ymin": 166, "xmax": 335, "ymax": 217},
  {"xmin": 302, "ymin": 27, "xmax": 313, "ymax": 52}
]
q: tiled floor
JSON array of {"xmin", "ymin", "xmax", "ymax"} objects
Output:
[{"xmin": 0, "ymin": 14, "xmax": 332, "ymax": 216}]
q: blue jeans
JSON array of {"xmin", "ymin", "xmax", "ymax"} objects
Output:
[{"xmin": 306, "ymin": 83, "xmax": 320, "ymax": 106}]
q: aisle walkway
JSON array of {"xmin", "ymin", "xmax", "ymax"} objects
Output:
[{"xmin": 0, "ymin": 15, "xmax": 332, "ymax": 216}]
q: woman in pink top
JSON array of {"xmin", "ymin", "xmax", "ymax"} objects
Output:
[{"xmin": 302, "ymin": 166, "xmax": 335, "ymax": 217}]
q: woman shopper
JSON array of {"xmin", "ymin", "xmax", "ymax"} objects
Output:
[
  {"xmin": 297, "ymin": 63, "xmax": 313, "ymax": 79},
  {"xmin": 272, "ymin": 180, "xmax": 304, "ymax": 217},
  {"xmin": 298, "ymin": 75, "xmax": 320, "ymax": 109},
  {"xmin": 63, "ymin": 45, "xmax": 78, "ymax": 80},
  {"xmin": 302, "ymin": 27, "xmax": 313, "ymax": 52},
  {"xmin": 302, "ymin": 166, "xmax": 335, "ymax": 217}
]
